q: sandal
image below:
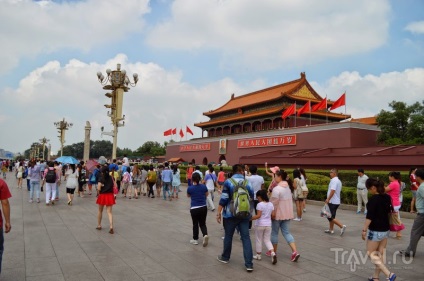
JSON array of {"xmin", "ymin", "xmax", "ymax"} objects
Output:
[
  {"xmin": 387, "ymin": 273, "xmax": 396, "ymax": 281},
  {"xmin": 368, "ymin": 277, "xmax": 379, "ymax": 281},
  {"xmin": 96, "ymin": 226, "xmax": 102, "ymax": 230},
  {"xmin": 109, "ymin": 228, "xmax": 114, "ymax": 234}
]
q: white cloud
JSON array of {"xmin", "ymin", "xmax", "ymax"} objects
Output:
[
  {"xmin": 405, "ymin": 21, "xmax": 424, "ymax": 34},
  {"xmin": 0, "ymin": 54, "xmax": 248, "ymax": 154},
  {"xmin": 311, "ymin": 68, "xmax": 424, "ymax": 118},
  {"xmin": 146, "ymin": 0, "xmax": 390, "ymax": 70},
  {"xmin": 0, "ymin": 0, "xmax": 150, "ymax": 73}
]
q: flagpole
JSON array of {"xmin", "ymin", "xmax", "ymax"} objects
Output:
[
  {"xmin": 326, "ymin": 96, "xmax": 328, "ymax": 124},
  {"xmin": 309, "ymin": 101, "xmax": 311, "ymax": 126},
  {"xmin": 294, "ymin": 102, "xmax": 297, "ymax": 128}
]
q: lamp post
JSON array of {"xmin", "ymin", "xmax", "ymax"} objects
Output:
[
  {"xmin": 97, "ymin": 63, "xmax": 139, "ymax": 159},
  {"xmin": 54, "ymin": 118, "xmax": 73, "ymax": 157},
  {"xmin": 39, "ymin": 137, "xmax": 50, "ymax": 161}
]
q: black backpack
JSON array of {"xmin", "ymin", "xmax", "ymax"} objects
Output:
[{"xmin": 45, "ymin": 169, "xmax": 56, "ymax": 183}]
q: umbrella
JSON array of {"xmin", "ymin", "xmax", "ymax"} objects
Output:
[
  {"xmin": 55, "ymin": 156, "xmax": 79, "ymax": 164},
  {"xmin": 86, "ymin": 159, "xmax": 100, "ymax": 172}
]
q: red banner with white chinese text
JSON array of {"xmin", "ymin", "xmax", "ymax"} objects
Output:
[
  {"xmin": 237, "ymin": 135, "xmax": 296, "ymax": 148},
  {"xmin": 180, "ymin": 143, "xmax": 211, "ymax": 152}
]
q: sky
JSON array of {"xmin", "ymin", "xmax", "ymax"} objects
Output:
[{"xmin": 0, "ymin": 0, "xmax": 423, "ymax": 155}]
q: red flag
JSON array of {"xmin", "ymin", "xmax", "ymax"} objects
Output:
[
  {"xmin": 186, "ymin": 126, "xmax": 194, "ymax": 135},
  {"xmin": 179, "ymin": 128, "xmax": 184, "ymax": 138},
  {"xmin": 297, "ymin": 101, "xmax": 311, "ymax": 116},
  {"xmin": 311, "ymin": 98, "xmax": 327, "ymax": 112},
  {"xmin": 172, "ymin": 128, "xmax": 176, "ymax": 135},
  {"xmin": 329, "ymin": 93, "xmax": 346, "ymax": 111},
  {"xmin": 163, "ymin": 129, "xmax": 172, "ymax": 136},
  {"xmin": 282, "ymin": 104, "xmax": 296, "ymax": 119}
]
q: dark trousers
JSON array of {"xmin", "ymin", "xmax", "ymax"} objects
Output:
[
  {"xmin": 190, "ymin": 206, "xmax": 208, "ymax": 240},
  {"xmin": 147, "ymin": 182, "xmax": 155, "ymax": 197},
  {"xmin": 406, "ymin": 213, "xmax": 424, "ymax": 255}
]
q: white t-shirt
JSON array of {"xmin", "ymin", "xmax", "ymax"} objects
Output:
[
  {"xmin": 65, "ymin": 169, "xmax": 79, "ymax": 189},
  {"xmin": 328, "ymin": 176, "xmax": 342, "ymax": 205},
  {"xmin": 204, "ymin": 173, "xmax": 217, "ymax": 191},
  {"xmin": 357, "ymin": 174, "xmax": 368, "ymax": 189},
  {"xmin": 246, "ymin": 175, "xmax": 264, "ymax": 200},
  {"xmin": 255, "ymin": 201, "xmax": 274, "ymax": 227}
]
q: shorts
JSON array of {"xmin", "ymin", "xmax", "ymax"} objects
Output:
[
  {"xmin": 218, "ymin": 181, "xmax": 224, "ymax": 185},
  {"xmin": 412, "ymin": 190, "xmax": 417, "ymax": 198},
  {"xmin": 367, "ymin": 230, "xmax": 389, "ymax": 241},
  {"xmin": 66, "ymin": 188, "xmax": 76, "ymax": 194},
  {"xmin": 327, "ymin": 203, "xmax": 340, "ymax": 221}
]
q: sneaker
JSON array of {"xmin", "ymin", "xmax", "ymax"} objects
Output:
[
  {"xmin": 203, "ymin": 235, "xmax": 209, "ymax": 247},
  {"xmin": 387, "ymin": 273, "xmax": 396, "ymax": 281},
  {"xmin": 356, "ymin": 211, "xmax": 361, "ymax": 214},
  {"xmin": 398, "ymin": 250, "xmax": 413, "ymax": 257},
  {"xmin": 253, "ymin": 254, "xmax": 261, "ymax": 260},
  {"xmin": 217, "ymin": 255, "xmax": 228, "ymax": 264},
  {"xmin": 271, "ymin": 252, "xmax": 277, "ymax": 264},
  {"xmin": 291, "ymin": 251, "xmax": 300, "ymax": 262},
  {"xmin": 190, "ymin": 239, "xmax": 198, "ymax": 245},
  {"xmin": 293, "ymin": 218, "xmax": 300, "ymax": 221},
  {"xmin": 324, "ymin": 229, "xmax": 334, "ymax": 234},
  {"xmin": 303, "ymin": 208, "xmax": 306, "ymax": 212},
  {"xmin": 29, "ymin": 199, "xmax": 33, "ymax": 203},
  {"xmin": 246, "ymin": 266, "xmax": 253, "ymax": 272},
  {"xmin": 265, "ymin": 250, "xmax": 272, "ymax": 257},
  {"xmin": 340, "ymin": 225, "xmax": 347, "ymax": 236}
]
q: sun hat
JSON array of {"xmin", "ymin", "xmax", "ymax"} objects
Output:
[{"xmin": 270, "ymin": 166, "xmax": 280, "ymax": 173}]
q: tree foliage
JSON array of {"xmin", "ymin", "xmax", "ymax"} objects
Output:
[
  {"xmin": 376, "ymin": 100, "xmax": 424, "ymax": 144},
  {"xmin": 135, "ymin": 141, "xmax": 166, "ymax": 156}
]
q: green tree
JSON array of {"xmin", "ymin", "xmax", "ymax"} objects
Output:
[
  {"xmin": 377, "ymin": 100, "xmax": 424, "ymax": 144},
  {"xmin": 135, "ymin": 141, "xmax": 166, "ymax": 156},
  {"xmin": 62, "ymin": 142, "xmax": 85, "ymax": 159},
  {"xmin": 90, "ymin": 140, "xmax": 113, "ymax": 158}
]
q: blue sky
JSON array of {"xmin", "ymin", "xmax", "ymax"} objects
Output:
[{"xmin": 0, "ymin": 0, "xmax": 423, "ymax": 154}]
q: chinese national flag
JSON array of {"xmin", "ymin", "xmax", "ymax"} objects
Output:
[
  {"xmin": 329, "ymin": 93, "xmax": 346, "ymax": 111},
  {"xmin": 282, "ymin": 104, "xmax": 296, "ymax": 119},
  {"xmin": 163, "ymin": 129, "xmax": 172, "ymax": 136},
  {"xmin": 311, "ymin": 98, "xmax": 327, "ymax": 112},
  {"xmin": 297, "ymin": 101, "xmax": 311, "ymax": 116},
  {"xmin": 186, "ymin": 126, "xmax": 194, "ymax": 135},
  {"xmin": 179, "ymin": 128, "xmax": 184, "ymax": 138},
  {"xmin": 172, "ymin": 128, "xmax": 177, "ymax": 135}
]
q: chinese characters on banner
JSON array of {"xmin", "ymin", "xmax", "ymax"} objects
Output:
[
  {"xmin": 237, "ymin": 135, "xmax": 296, "ymax": 148},
  {"xmin": 180, "ymin": 143, "xmax": 211, "ymax": 152}
]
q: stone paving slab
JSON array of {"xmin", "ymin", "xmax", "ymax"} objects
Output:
[{"xmin": 1, "ymin": 171, "xmax": 423, "ymax": 281}]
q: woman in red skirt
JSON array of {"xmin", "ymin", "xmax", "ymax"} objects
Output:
[{"xmin": 96, "ymin": 166, "xmax": 116, "ymax": 234}]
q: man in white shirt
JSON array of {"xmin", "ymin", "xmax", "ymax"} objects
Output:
[
  {"xmin": 356, "ymin": 168, "xmax": 369, "ymax": 215},
  {"xmin": 246, "ymin": 165, "xmax": 264, "ymax": 229},
  {"xmin": 324, "ymin": 168, "xmax": 346, "ymax": 236},
  {"xmin": 122, "ymin": 155, "xmax": 129, "ymax": 168}
]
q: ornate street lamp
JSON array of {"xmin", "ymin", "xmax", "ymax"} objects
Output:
[
  {"xmin": 97, "ymin": 63, "xmax": 138, "ymax": 159},
  {"xmin": 54, "ymin": 118, "xmax": 73, "ymax": 157},
  {"xmin": 39, "ymin": 137, "xmax": 50, "ymax": 161}
]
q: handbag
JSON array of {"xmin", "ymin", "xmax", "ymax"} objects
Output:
[{"xmin": 389, "ymin": 212, "xmax": 405, "ymax": 232}]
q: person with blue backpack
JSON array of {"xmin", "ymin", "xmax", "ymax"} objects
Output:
[
  {"xmin": 88, "ymin": 165, "xmax": 100, "ymax": 196},
  {"xmin": 216, "ymin": 164, "xmax": 254, "ymax": 272}
]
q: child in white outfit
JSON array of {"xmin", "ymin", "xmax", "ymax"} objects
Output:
[{"xmin": 250, "ymin": 189, "xmax": 277, "ymax": 264}]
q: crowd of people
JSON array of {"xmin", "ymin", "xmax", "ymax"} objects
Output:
[{"xmin": 0, "ymin": 158, "xmax": 423, "ymax": 280}]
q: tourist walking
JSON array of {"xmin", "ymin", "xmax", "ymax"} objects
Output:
[
  {"xmin": 362, "ymin": 178, "xmax": 397, "ymax": 281},
  {"xmin": 299, "ymin": 168, "xmax": 308, "ymax": 212},
  {"xmin": 0, "ymin": 178, "xmax": 12, "ymax": 275},
  {"xmin": 386, "ymin": 171, "xmax": 403, "ymax": 239},
  {"xmin": 140, "ymin": 166, "xmax": 148, "ymax": 196},
  {"xmin": 131, "ymin": 165, "xmax": 140, "ymax": 199},
  {"xmin": 292, "ymin": 169, "xmax": 304, "ymax": 221},
  {"xmin": 161, "ymin": 162, "xmax": 173, "ymax": 201},
  {"xmin": 147, "ymin": 165, "xmax": 156, "ymax": 198},
  {"xmin": 77, "ymin": 162, "xmax": 87, "ymax": 197},
  {"xmin": 216, "ymin": 164, "xmax": 254, "ymax": 272},
  {"xmin": 399, "ymin": 168, "xmax": 424, "ymax": 258},
  {"xmin": 28, "ymin": 161, "xmax": 41, "ymax": 203},
  {"xmin": 54, "ymin": 162, "xmax": 61, "ymax": 200},
  {"xmin": 246, "ymin": 165, "xmax": 264, "ymax": 228},
  {"xmin": 357, "ymin": 168, "xmax": 369, "ymax": 214},
  {"xmin": 217, "ymin": 167, "xmax": 226, "ymax": 192},
  {"xmin": 186, "ymin": 163, "xmax": 195, "ymax": 186},
  {"xmin": 156, "ymin": 165, "xmax": 163, "ymax": 198},
  {"xmin": 270, "ymin": 170, "xmax": 300, "ymax": 262},
  {"xmin": 324, "ymin": 168, "xmax": 347, "ymax": 236},
  {"xmin": 88, "ymin": 165, "xmax": 100, "ymax": 196},
  {"xmin": 96, "ymin": 166, "xmax": 115, "ymax": 234},
  {"xmin": 204, "ymin": 165, "xmax": 217, "ymax": 211},
  {"xmin": 121, "ymin": 166, "xmax": 132, "ymax": 198},
  {"xmin": 187, "ymin": 172, "xmax": 209, "ymax": 246},
  {"xmin": 409, "ymin": 167, "xmax": 418, "ymax": 213},
  {"xmin": 65, "ymin": 164, "xmax": 78, "ymax": 205},
  {"xmin": 265, "ymin": 162, "xmax": 279, "ymax": 194},
  {"xmin": 44, "ymin": 162, "xmax": 57, "ymax": 205},
  {"xmin": 16, "ymin": 162, "xmax": 24, "ymax": 188},
  {"xmin": 1, "ymin": 162, "xmax": 7, "ymax": 179},
  {"xmin": 172, "ymin": 165, "xmax": 181, "ymax": 199},
  {"xmin": 251, "ymin": 189, "xmax": 276, "ymax": 264}
]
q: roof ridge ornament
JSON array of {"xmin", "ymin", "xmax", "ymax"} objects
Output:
[
  {"xmin": 300, "ymin": 72, "xmax": 306, "ymax": 79},
  {"xmin": 231, "ymin": 93, "xmax": 235, "ymax": 99}
]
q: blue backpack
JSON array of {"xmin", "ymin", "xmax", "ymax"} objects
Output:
[{"xmin": 89, "ymin": 169, "xmax": 98, "ymax": 184}]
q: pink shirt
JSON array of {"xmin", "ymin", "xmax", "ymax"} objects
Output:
[
  {"xmin": 270, "ymin": 181, "xmax": 294, "ymax": 220},
  {"xmin": 387, "ymin": 181, "xmax": 401, "ymax": 207},
  {"xmin": 255, "ymin": 201, "xmax": 274, "ymax": 227}
]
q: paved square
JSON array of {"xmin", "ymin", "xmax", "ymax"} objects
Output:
[{"xmin": 1, "ymin": 173, "xmax": 423, "ymax": 280}]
